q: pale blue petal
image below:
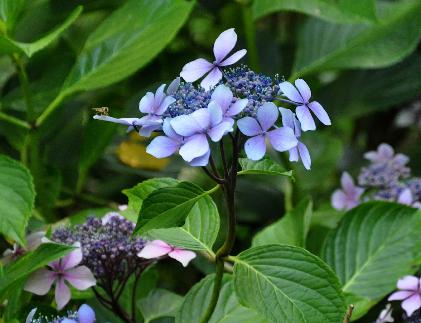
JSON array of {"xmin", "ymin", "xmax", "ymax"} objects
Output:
[
  {"xmin": 237, "ymin": 117, "xmax": 261, "ymax": 136},
  {"xmin": 288, "ymin": 146, "xmax": 299, "ymax": 162},
  {"xmin": 171, "ymin": 114, "xmax": 202, "ymax": 137},
  {"xmin": 296, "ymin": 105, "xmax": 316, "ymax": 131},
  {"xmin": 139, "ymin": 92, "xmax": 155, "ymax": 113},
  {"xmin": 244, "ymin": 135, "xmax": 266, "ymax": 160},
  {"xmin": 167, "ymin": 77, "xmax": 180, "ymax": 95},
  {"xmin": 308, "ymin": 101, "xmax": 331, "ymax": 126},
  {"xmin": 257, "ymin": 102, "xmax": 278, "ymax": 132},
  {"xmin": 189, "ymin": 150, "xmax": 210, "ymax": 167},
  {"xmin": 279, "ymin": 107, "xmax": 295, "ymax": 129},
  {"xmin": 297, "ymin": 142, "xmax": 311, "ymax": 170},
  {"xmin": 208, "ymin": 101, "xmax": 223, "ymax": 127},
  {"xmin": 267, "ymin": 127, "xmax": 298, "ymax": 152},
  {"xmin": 156, "ymin": 95, "xmax": 175, "ymax": 115},
  {"xmin": 180, "ymin": 58, "xmax": 213, "ymax": 82},
  {"xmin": 179, "ymin": 134, "xmax": 209, "ymax": 162},
  {"xmin": 213, "ymin": 28, "xmax": 237, "ymax": 63},
  {"xmin": 294, "ymin": 79, "xmax": 311, "ymax": 103},
  {"xmin": 200, "ymin": 67, "xmax": 222, "ymax": 91},
  {"xmin": 77, "ymin": 304, "xmax": 95, "ymax": 323},
  {"xmin": 279, "ymin": 81, "xmax": 303, "ymax": 103},
  {"xmin": 211, "ymin": 84, "xmax": 233, "ymax": 113},
  {"xmin": 154, "ymin": 84, "xmax": 166, "ymax": 108},
  {"xmin": 219, "ymin": 49, "xmax": 247, "ymax": 66},
  {"xmin": 208, "ymin": 120, "xmax": 233, "ymax": 142},
  {"xmin": 146, "ymin": 136, "xmax": 180, "ymax": 158},
  {"xmin": 227, "ymin": 99, "xmax": 247, "ymax": 117}
]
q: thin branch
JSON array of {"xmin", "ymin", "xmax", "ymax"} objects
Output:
[
  {"xmin": 0, "ymin": 111, "xmax": 31, "ymax": 129},
  {"xmin": 202, "ymin": 166, "xmax": 225, "ymax": 184}
]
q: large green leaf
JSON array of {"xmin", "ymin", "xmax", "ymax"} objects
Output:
[
  {"xmin": 0, "ymin": 155, "xmax": 35, "ymax": 245},
  {"xmin": 176, "ymin": 274, "xmax": 267, "ymax": 323},
  {"xmin": 252, "ymin": 198, "xmax": 312, "ymax": 248},
  {"xmin": 0, "ymin": 6, "xmax": 82, "ymax": 57},
  {"xmin": 134, "ymin": 182, "xmax": 218, "ymax": 235},
  {"xmin": 138, "ymin": 288, "xmax": 183, "ymax": 323},
  {"xmin": 122, "ymin": 178, "xmax": 179, "ymax": 220},
  {"xmin": 60, "ymin": 0, "xmax": 194, "ymax": 95},
  {"xmin": 319, "ymin": 53, "xmax": 421, "ymax": 118},
  {"xmin": 252, "ymin": 0, "xmax": 377, "ymax": 24},
  {"xmin": 144, "ymin": 196, "xmax": 220, "ymax": 254},
  {"xmin": 321, "ymin": 202, "xmax": 421, "ymax": 310},
  {"xmin": 0, "ymin": 243, "xmax": 73, "ymax": 299},
  {"xmin": 233, "ymin": 245, "xmax": 345, "ymax": 323},
  {"xmin": 238, "ymin": 158, "xmax": 293, "ymax": 177},
  {"xmin": 292, "ymin": 0, "xmax": 421, "ymax": 78}
]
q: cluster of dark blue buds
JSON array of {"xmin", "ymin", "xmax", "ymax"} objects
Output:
[
  {"xmin": 52, "ymin": 214, "xmax": 147, "ymax": 283},
  {"xmin": 26, "ymin": 304, "xmax": 95, "ymax": 323},
  {"xmin": 332, "ymin": 143, "xmax": 421, "ymax": 210}
]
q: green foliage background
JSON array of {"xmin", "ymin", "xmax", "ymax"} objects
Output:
[{"xmin": 0, "ymin": 0, "xmax": 420, "ymax": 321}]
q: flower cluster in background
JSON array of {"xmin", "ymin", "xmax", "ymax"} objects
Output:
[
  {"xmin": 21, "ymin": 212, "xmax": 196, "ymax": 317},
  {"xmin": 94, "ymin": 28, "xmax": 331, "ymax": 170},
  {"xmin": 26, "ymin": 304, "xmax": 95, "ymax": 323},
  {"xmin": 332, "ymin": 143, "xmax": 421, "ymax": 210}
]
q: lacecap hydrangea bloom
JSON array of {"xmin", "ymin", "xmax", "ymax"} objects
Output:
[
  {"xmin": 25, "ymin": 304, "xmax": 95, "ymax": 323},
  {"xmin": 94, "ymin": 28, "xmax": 332, "ymax": 170},
  {"xmin": 332, "ymin": 143, "xmax": 421, "ymax": 211}
]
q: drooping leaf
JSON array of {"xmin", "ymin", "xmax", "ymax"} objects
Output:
[
  {"xmin": 292, "ymin": 0, "xmax": 421, "ymax": 78},
  {"xmin": 252, "ymin": 0, "xmax": 377, "ymax": 24},
  {"xmin": 0, "ymin": 6, "xmax": 82, "ymax": 57},
  {"xmin": 144, "ymin": 196, "xmax": 220, "ymax": 254},
  {"xmin": 134, "ymin": 182, "xmax": 218, "ymax": 235},
  {"xmin": 176, "ymin": 274, "xmax": 266, "ymax": 323},
  {"xmin": 0, "ymin": 155, "xmax": 35, "ymax": 245},
  {"xmin": 238, "ymin": 158, "xmax": 293, "ymax": 177},
  {"xmin": 138, "ymin": 288, "xmax": 183, "ymax": 323},
  {"xmin": 60, "ymin": 0, "xmax": 194, "ymax": 95},
  {"xmin": 319, "ymin": 53, "xmax": 421, "ymax": 118},
  {"xmin": 0, "ymin": 243, "xmax": 73, "ymax": 299},
  {"xmin": 321, "ymin": 202, "xmax": 421, "ymax": 316},
  {"xmin": 252, "ymin": 198, "xmax": 312, "ymax": 248},
  {"xmin": 233, "ymin": 245, "xmax": 345, "ymax": 323}
]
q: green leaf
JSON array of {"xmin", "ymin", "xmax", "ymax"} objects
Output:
[
  {"xmin": 138, "ymin": 288, "xmax": 183, "ymax": 323},
  {"xmin": 233, "ymin": 245, "xmax": 346, "ymax": 323},
  {"xmin": 122, "ymin": 178, "xmax": 179, "ymax": 220},
  {"xmin": 176, "ymin": 274, "xmax": 266, "ymax": 323},
  {"xmin": 0, "ymin": 0, "xmax": 26, "ymax": 33},
  {"xmin": 0, "ymin": 155, "xmax": 35, "ymax": 245},
  {"xmin": 252, "ymin": 0, "xmax": 377, "ymax": 24},
  {"xmin": 60, "ymin": 0, "xmax": 194, "ymax": 95},
  {"xmin": 144, "ymin": 196, "xmax": 220, "ymax": 254},
  {"xmin": 0, "ymin": 6, "xmax": 82, "ymax": 57},
  {"xmin": 322, "ymin": 202, "xmax": 421, "ymax": 309},
  {"xmin": 252, "ymin": 198, "xmax": 312, "ymax": 248},
  {"xmin": 292, "ymin": 0, "xmax": 421, "ymax": 78},
  {"xmin": 134, "ymin": 182, "xmax": 219, "ymax": 235},
  {"xmin": 319, "ymin": 53, "xmax": 421, "ymax": 118},
  {"xmin": 238, "ymin": 158, "xmax": 293, "ymax": 177},
  {"xmin": 0, "ymin": 243, "xmax": 73, "ymax": 299}
]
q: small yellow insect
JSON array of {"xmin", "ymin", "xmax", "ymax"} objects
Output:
[{"xmin": 92, "ymin": 107, "xmax": 109, "ymax": 116}]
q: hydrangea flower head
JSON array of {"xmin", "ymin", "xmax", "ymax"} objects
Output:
[
  {"xmin": 331, "ymin": 172, "xmax": 364, "ymax": 210},
  {"xmin": 180, "ymin": 28, "xmax": 247, "ymax": 90},
  {"xmin": 237, "ymin": 102, "xmax": 298, "ymax": 160},
  {"xmin": 389, "ymin": 275, "xmax": 421, "ymax": 317},
  {"xmin": 279, "ymin": 79, "xmax": 331, "ymax": 131},
  {"xmin": 137, "ymin": 240, "xmax": 196, "ymax": 267},
  {"xmin": 24, "ymin": 242, "xmax": 96, "ymax": 310},
  {"xmin": 52, "ymin": 215, "xmax": 146, "ymax": 283}
]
